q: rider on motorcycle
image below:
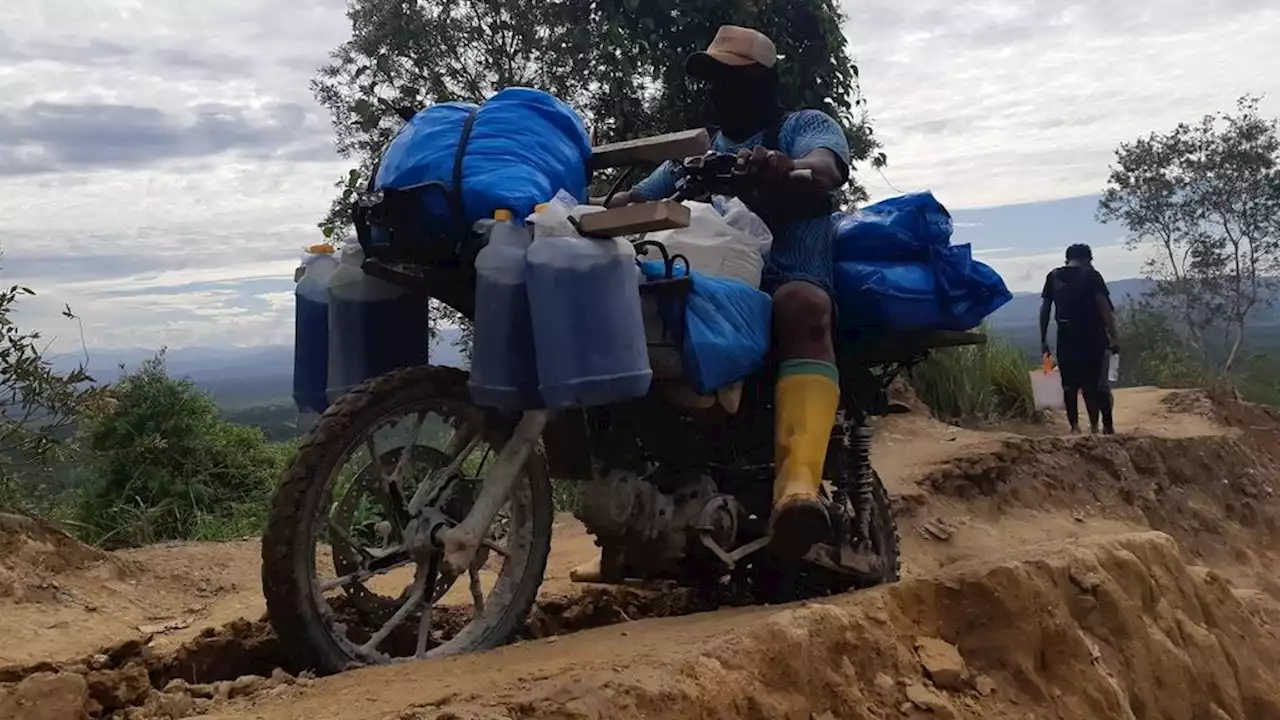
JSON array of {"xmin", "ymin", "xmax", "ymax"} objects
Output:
[{"xmin": 601, "ymin": 25, "xmax": 853, "ymax": 562}]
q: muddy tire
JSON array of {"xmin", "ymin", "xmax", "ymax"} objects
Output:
[
  {"xmin": 863, "ymin": 467, "xmax": 901, "ymax": 585},
  {"xmin": 752, "ymin": 467, "xmax": 899, "ymax": 604},
  {"xmin": 261, "ymin": 366, "xmax": 553, "ymax": 675}
]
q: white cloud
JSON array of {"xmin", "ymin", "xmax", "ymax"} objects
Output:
[
  {"xmin": 845, "ymin": 0, "xmax": 1280, "ymax": 207},
  {"xmin": 975, "ymin": 243, "xmax": 1156, "ymax": 294},
  {"xmin": 2, "ymin": 0, "xmax": 1277, "ymax": 351}
]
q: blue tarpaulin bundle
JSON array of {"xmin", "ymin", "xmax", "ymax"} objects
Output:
[
  {"xmin": 832, "ymin": 193, "xmax": 1011, "ymax": 335},
  {"xmin": 639, "ymin": 261, "xmax": 772, "ymax": 395},
  {"xmin": 832, "ymin": 191, "xmax": 953, "ymax": 262},
  {"xmin": 374, "ymin": 88, "xmax": 592, "ymax": 229}
]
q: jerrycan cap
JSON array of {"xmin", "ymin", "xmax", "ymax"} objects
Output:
[
  {"xmin": 307, "ymin": 243, "xmax": 335, "ymax": 255},
  {"xmin": 493, "ymin": 209, "xmax": 514, "ymax": 222},
  {"xmin": 533, "ymin": 203, "xmax": 550, "ymax": 213}
]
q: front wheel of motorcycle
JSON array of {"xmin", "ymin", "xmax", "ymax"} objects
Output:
[{"xmin": 262, "ymin": 366, "xmax": 553, "ymax": 675}]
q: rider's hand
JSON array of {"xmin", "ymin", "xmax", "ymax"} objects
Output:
[{"xmin": 739, "ymin": 147, "xmax": 797, "ymax": 190}]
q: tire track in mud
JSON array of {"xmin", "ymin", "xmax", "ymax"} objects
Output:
[
  {"xmin": 0, "ymin": 584, "xmax": 723, "ymax": 718},
  {"xmin": 7, "ymin": 392, "xmax": 1280, "ymax": 718},
  {"xmin": 174, "ymin": 533, "xmax": 1280, "ymax": 720}
]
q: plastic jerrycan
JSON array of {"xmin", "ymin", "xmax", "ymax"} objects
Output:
[
  {"xmin": 469, "ymin": 210, "xmax": 540, "ymax": 410},
  {"xmin": 326, "ymin": 243, "xmax": 430, "ymax": 403},
  {"xmin": 293, "ymin": 244, "xmax": 339, "ymax": 414},
  {"xmin": 1030, "ymin": 353, "xmax": 1064, "ymax": 411},
  {"xmin": 525, "ymin": 199, "xmax": 652, "ymax": 409}
]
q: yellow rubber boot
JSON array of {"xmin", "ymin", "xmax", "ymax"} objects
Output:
[{"xmin": 771, "ymin": 361, "xmax": 840, "ymax": 559}]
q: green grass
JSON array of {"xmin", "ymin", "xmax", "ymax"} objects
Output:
[{"xmin": 909, "ymin": 333, "xmax": 1038, "ymax": 423}]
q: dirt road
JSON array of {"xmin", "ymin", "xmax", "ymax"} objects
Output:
[{"xmin": 4, "ymin": 387, "xmax": 1280, "ymax": 719}]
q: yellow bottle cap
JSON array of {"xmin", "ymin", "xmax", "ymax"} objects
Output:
[
  {"xmin": 494, "ymin": 209, "xmax": 514, "ymax": 221},
  {"xmin": 307, "ymin": 243, "xmax": 335, "ymax": 254},
  {"xmin": 534, "ymin": 203, "xmax": 549, "ymax": 213}
]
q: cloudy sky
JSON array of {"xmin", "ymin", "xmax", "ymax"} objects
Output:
[{"xmin": 2, "ymin": 0, "xmax": 1277, "ymax": 353}]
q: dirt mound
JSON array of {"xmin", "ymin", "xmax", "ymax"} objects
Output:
[
  {"xmin": 181, "ymin": 532, "xmax": 1280, "ymax": 719},
  {"xmin": 0, "ymin": 580, "xmax": 726, "ymax": 718},
  {"xmin": 0, "ymin": 513, "xmax": 134, "ymax": 602},
  {"xmin": 0, "ymin": 536, "xmax": 267, "ymax": 667},
  {"xmin": 7, "ymin": 387, "xmax": 1280, "ymax": 719},
  {"xmin": 916, "ymin": 433, "xmax": 1280, "ymax": 572},
  {"xmin": 1208, "ymin": 395, "xmax": 1280, "ymax": 464}
]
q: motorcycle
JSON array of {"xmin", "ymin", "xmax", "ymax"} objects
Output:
[{"xmin": 261, "ymin": 137, "xmax": 984, "ymax": 674}]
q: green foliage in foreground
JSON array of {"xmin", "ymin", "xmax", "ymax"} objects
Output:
[
  {"xmin": 909, "ymin": 332, "xmax": 1038, "ymax": 424},
  {"xmin": 1117, "ymin": 302, "xmax": 1280, "ymax": 406},
  {"xmin": 74, "ymin": 355, "xmax": 291, "ymax": 547}
]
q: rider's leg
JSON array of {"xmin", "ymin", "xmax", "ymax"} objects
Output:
[{"xmin": 770, "ymin": 280, "xmax": 838, "ymax": 559}]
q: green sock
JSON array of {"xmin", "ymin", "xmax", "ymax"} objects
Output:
[{"xmin": 779, "ymin": 359, "xmax": 839, "ymax": 383}]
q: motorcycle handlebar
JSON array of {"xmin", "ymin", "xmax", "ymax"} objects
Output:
[{"xmin": 672, "ymin": 151, "xmax": 813, "ymax": 201}]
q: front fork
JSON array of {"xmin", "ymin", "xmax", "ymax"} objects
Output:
[{"xmin": 434, "ymin": 410, "xmax": 550, "ymax": 575}]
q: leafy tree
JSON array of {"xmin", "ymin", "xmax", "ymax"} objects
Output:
[
  {"xmin": 78, "ymin": 354, "xmax": 288, "ymax": 547},
  {"xmin": 0, "ymin": 283, "xmax": 103, "ymax": 515},
  {"xmin": 1099, "ymin": 95, "xmax": 1280, "ymax": 376},
  {"xmin": 313, "ymin": 0, "xmax": 884, "ymax": 242},
  {"xmin": 1114, "ymin": 302, "xmax": 1204, "ymax": 389},
  {"xmin": 1237, "ymin": 352, "xmax": 1280, "ymax": 406},
  {"xmin": 314, "ymin": 0, "xmax": 884, "ymax": 358}
]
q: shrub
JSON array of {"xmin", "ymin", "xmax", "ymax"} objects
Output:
[
  {"xmin": 909, "ymin": 332, "xmax": 1037, "ymax": 423},
  {"xmin": 77, "ymin": 355, "xmax": 287, "ymax": 547}
]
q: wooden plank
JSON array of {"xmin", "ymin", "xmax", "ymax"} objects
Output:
[
  {"xmin": 589, "ymin": 129, "xmax": 711, "ymax": 170},
  {"xmin": 576, "ymin": 201, "xmax": 691, "ymax": 237}
]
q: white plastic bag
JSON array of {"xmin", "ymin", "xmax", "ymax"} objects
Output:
[
  {"xmin": 1030, "ymin": 368, "xmax": 1064, "ymax": 411},
  {"xmin": 714, "ymin": 196, "xmax": 773, "ymax": 248},
  {"xmin": 526, "ymin": 190, "xmax": 603, "ymax": 239},
  {"xmin": 643, "ymin": 200, "xmax": 771, "ymax": 287}
]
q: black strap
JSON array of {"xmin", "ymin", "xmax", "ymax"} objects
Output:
[{"xmin": 449, "ymin": 107, "xmax": 481, "ymax": 222}]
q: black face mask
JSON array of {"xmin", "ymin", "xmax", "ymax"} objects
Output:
[{"xmin": 707, "ymin": 71, "xmax": 781, "ymax": 142}]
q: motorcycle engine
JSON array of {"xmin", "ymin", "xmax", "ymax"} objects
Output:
[{"xmin": 575, "ymin": 467, "xmax": 740, "ymax": 581}]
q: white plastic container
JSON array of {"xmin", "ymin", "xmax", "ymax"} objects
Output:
[
  {"xmin": 642, "ymin": 199, "xmax": 772, "ymax": 287},
  {"xmin": 326, "ymin": 243, "xmax": 430, "ymax": 403},
  {"xmin": 293, "ymin": 244, "xmax": 339, "ymax": 414},
  {"xmin": 1030, "ymin": 367, "xmax": 1065, "ymax": 411},
  {"xmin": 469, "ymin": 210, "xmax": 539, "ymax": 410},
  {"xmin": 525, "ymin": 195, "xmax": 651, "ymax": 409},
  {"xmin": 1107, "ymin": 352, "xmax": 1120, "ymax": 384}
]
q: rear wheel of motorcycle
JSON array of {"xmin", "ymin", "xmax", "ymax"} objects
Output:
[
  {"xmin": 262, "ymin": 366, "xmax": 553, "ymax": 675},
  {"xmin": 752, "ymin": 467, "xmax": 899, "ymax": 603},
  {"xmin": 860, "ymin": 467, "xmax": 901, "ymax": 585}
]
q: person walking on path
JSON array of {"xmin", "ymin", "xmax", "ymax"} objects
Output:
[{"xmin": 1039, "ymin": 244, "xmax": 1121, "ymax": 434}]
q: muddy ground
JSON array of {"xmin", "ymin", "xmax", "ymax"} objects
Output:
[{"xmin": 4, "ymin": 387, "xmax": 1280, "ymax": 719}]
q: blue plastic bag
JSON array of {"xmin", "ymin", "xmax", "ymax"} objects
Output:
[
  {"xmin": 834, "ymin": 244, "xmax": 1011, "ymax": 334},
  {"xmin": 832, "ymin": 191, "xmax": 954, "ymax": 262},
  {"xmin": 374, "ymin": 88, "xmax": 592, "ymax": 228},
  {"xmin": 640, "ymin": 261, "xmax": 772, "ymax": 394}
]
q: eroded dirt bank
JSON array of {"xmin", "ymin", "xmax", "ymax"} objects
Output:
[
  {"xmin": 197, "ymin": 533, "xmax": 1280, "ymax": 720},
  {"xmin": 6, "ymin": 389, "xmax": 1280, "ymax": 719}
]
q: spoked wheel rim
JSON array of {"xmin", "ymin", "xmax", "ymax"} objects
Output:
[{"xmin": 302, "ymin": 397, "xmax": 535, "ymax": 665}]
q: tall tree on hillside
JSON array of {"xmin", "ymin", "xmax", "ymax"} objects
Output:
[
  {"xmin": 313, "ymin": 0, "xmax": 884, "ymax": 242},
  {"xmin": 1098, "ymin": 95, "xmax": 1280, "ymax": 376}
]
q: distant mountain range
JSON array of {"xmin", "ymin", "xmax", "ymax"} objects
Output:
[
  {"xmin": 52, "ymin": 276, "xmax": 1280, "ymax": 413},
  {"xmin": 51, "ymin": 332, "xmax": 468, "ymax": 410}
]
